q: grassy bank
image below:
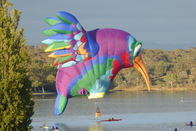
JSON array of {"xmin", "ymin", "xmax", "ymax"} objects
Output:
[
  {"xmin": 109, "ymin": 86, "xmax": 196, "ymax": 92},
  {"xmin": 32, "ymin": 92, "xmax": 56, "ymax": 96}
]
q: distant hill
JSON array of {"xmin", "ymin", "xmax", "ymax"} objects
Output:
[{"xmin": 142, "ymin": 41, "xmax": 195, "ymax": 51}]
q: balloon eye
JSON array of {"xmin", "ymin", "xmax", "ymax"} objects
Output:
[{"xmin": 133, "ymin": 44, "xmax": 141, "ymax": 57}]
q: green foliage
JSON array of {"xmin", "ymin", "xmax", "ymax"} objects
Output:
[
  {"xmin": 27, "ymin": 46, "xmax": 196, "ymax": 91},
  {"xmin": 0, "ymin": 1, "xmax": 34, "ymax": 130},
  {"xmin": 164, "ymin": 73, "xmax": 177, "ymax": 89},
  {"xmin": 26, "ymin": 45, "xmax": 57, "ymax": 92},
  {"xmin": 154, "ymin": 61, "xmax": 168, "ymax": 77},
  {"xmin": 112, "ymin": 48, "xmax": 196, "ymax": 90}
]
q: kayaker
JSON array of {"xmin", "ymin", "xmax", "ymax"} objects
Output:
[
  {"xmin": 53, "ymin": 126, "xmax": 59, "ymax": 131},
  {"xmin": 106, "ymin": 118, "xmax": 114, "ymax": 121}
]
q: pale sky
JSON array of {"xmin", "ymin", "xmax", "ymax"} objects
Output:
[{"xmin": 11, "ymin": 0, "xmax": 196, "ymax": 49}]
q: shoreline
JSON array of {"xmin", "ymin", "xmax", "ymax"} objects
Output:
[
  {"xmin": 32, "ymin": 92, "xmax": 56, "ymax": 96},
  {"xmin": 109, "ymin": 86, "xmax": 196, "ymax": 92},
  {"xmin": 32, "ymin": 87, "xmax": 196, "ymax": 96}
]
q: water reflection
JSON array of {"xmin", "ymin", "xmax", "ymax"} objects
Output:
[
  {"xmin": 41, "ymin": 122, "xmax": 104, "ymax": 131},
  {"xmin": 88, "ymin": 123, "xmax": 104, "ymax": 131},
  {"xmin": 51, "ymin": 123, "xmax": 70, "ymax": 131}
]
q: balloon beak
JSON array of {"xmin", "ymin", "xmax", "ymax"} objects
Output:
[{"xmin": 133, "ymin": 54, "xmax": 151, "ymax": 91}]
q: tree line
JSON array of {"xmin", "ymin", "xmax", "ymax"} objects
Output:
[
  {"xmin": 0, "ymin": 1, "xmax": 34, "ymax": 130},
  {"xmin": 113, "ymin": 48, "xmax": 196, "ymax": 90},
  {"xmin": 26, "ymin": 45, "xmax": 196, "ymax": 92}
]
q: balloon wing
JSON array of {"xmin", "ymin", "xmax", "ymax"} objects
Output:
[{"xmin": 42, "ymin": 11, "xmax": 99, "ymax": 67}]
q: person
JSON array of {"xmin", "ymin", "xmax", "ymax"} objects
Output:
[
  {"xmin": 42, "ymin": 120, "xmax": 46, "ymax": 127},
  {"xmin": 174, "ymin": 128, "xmax": 177, "ymax": 131},
  {"xmin": 95, "ymin": 101, "xmax": 100, "ymax": 112},
  {"xmin": 52, "ymin": 126, "xmax": 59, "ymax": 131},
  {"xmin": 94, "ymin": 101, "xmax": 101, "ymax": 117},
  {"xmin": 190, "ymin": 121, "xmax": 193, "ymax": 126},
  {"xmin": 106, "ymin": 118, "xmax": 111, "ymax": 121},
  {"xmin": 95, "ymin": 107, "xmax": 100, "ymax": 113},
  {"xmin": 95, "ymin": 101, "xmax": 101, "ymax": 113},
  {"xmin": 55, "ymin": 127, "xmax": 59, "ymax": 131}
]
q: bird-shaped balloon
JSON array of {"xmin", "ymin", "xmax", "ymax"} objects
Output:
[{"xmin": 41, "ymin": 11, "xmax": 150, "ymax": 115}]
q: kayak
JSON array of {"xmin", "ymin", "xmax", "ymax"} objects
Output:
[
  {"xmin": 98, "ymin": 118, "xmax": 122, "ymax": 122},
  {"xmin": 185, "ymin": 123, "xmax": 196, "ymax": 126}
]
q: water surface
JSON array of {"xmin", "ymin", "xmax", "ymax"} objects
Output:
[{"xmin": 31, "ymin": 91, "xmax": 196, "ymax": 131}]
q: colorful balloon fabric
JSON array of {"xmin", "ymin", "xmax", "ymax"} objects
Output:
[{"xmin": 42, "ymin": 11, "xmax": 151, "ymax": 115}]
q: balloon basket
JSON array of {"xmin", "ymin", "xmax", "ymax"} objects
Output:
[{"xmin": 95, "ymin": 112, "xmax": 101, "ymax": 117}]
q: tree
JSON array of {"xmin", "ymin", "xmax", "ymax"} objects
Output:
[
  {"xmin": 0, "ymin": 1, "xmax": 34, "ymax": 130},
  {"xmin": 154, "ymin": 61, "xmax": 168, "ymax": 77},
  {"xmin": 28, "ymin": 59, "xmax": 56, "ymax": 92},
  {"xmin": 164, "ymin": 73, "xmax": 177, "ymax": 89},
  {"xmin": 177, "ymin": 71, "xmax": 188, "ymax": 86}
]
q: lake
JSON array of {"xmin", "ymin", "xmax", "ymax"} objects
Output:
[{"xmin": 31, "ymin": 91, "xmax": 196, "ymax": 131}]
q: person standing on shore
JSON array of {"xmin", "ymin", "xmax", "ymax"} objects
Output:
[{"xmin": 190, "ymin": 121, "xmax": 193, "ymax": 126}]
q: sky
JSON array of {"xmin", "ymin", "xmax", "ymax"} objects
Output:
[{"xmin": 11, "ymin": 0, "xmax": 196, "ymax": 50}]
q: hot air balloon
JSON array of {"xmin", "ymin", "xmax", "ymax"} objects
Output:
[{"xmin": 41, "ymin": 11, "xmax": 150, "ymax": 115}]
